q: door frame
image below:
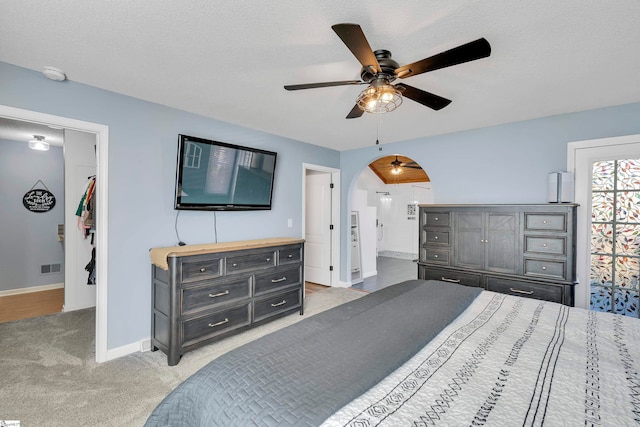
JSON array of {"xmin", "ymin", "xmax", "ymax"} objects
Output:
[
  {"xmin": 0, "ymin": 104, "xmax": 109, "ymax": 363},
  {"xmin": 302, "ymin": 163, "xmax": 341, "ymax": 287},
  {"xmin": 567, "ymin": 133, "xmax": 640, "ymax": 309}
]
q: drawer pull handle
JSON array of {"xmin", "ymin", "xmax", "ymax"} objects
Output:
[
  {"xmin": 266, "ymin": 258, "xmax": 271, "ymax": 262},
  {"xmin": 271, "ymin": 300, "xmax": 287, "ymax": 307},
  {"xmin": 199, "ymin": 267, "xmax": 206, "ymax": 272},
  {"xmin": 510, "ymin": 288, "xmax": 534, "ymax": 295},
  {"xmin": 542, "ymin": 243, "xmax": 547, "ymax": 247},
  {"xmin": 232, "ymin": 263, "xmax": 238, "ymax": 267},
  {"xmin": 288, "ymin": 254, "xmax": 293, "ymax": 258},
  {"xmin": 542, "ymin": 266, "xmax": 547, "ymax": 270},
  {"xmin": 271, "ymin": 277, "xmax": 287, "ymax": 283},
  {"xmin": 434, "ymin": 217, "xmax": 438, "ymax": 220},
  {"xmin": 434, "ymin": 236, "xmax": 439, "ymax": 240},
  {"xmin": 208, "ymin": 318, "xmax": 229, "ymax": 328},
  {"xmin": 543, "ymin": 220, "xmax": 548, "ymax": 224},
  {"xmin": 209, "ymin": 290, "xmax": 230, "ymax": 298},
  {"xmin": 433, "ymin": 254, "xmax": 438, "ymax": 258},
  {"xmin": 441, "ymin": 277, "xmax": 461, "ymax": 283}
]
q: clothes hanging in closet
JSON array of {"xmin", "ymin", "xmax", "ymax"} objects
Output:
[{"xmin": 77, "ymin": 176, "xmax": 97, "ymax": 284}]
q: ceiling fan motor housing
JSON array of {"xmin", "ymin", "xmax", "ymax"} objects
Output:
[{"xmin": 360, "ymin": 49, "xmax": 399, "ymax": 83}]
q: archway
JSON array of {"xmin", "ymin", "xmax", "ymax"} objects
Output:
[{"xmin": 349, "ymin": 154, "xmax": 432, "ymax": 291}]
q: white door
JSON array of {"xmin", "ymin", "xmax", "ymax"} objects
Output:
[
  {"xmin": 64, "ymin": 129, "xmax": 97, "ymax": 311},
  {"xmin": 305, "ymin": 171, "xmax": 332, "ymax": 285},
  {"xmin": 570, "ymin": 135, "xmax": 640, "ymax": 311}
]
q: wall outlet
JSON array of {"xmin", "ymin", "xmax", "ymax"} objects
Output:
[{"xmin": 287, "ymin": 218, "xmax": 293, "ymax": 228}]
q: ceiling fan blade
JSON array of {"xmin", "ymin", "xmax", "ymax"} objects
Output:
[
  {"xmin": 395, "ymin": 38, "xmax": 491, "ymax": 79},
  {"xmin": 331, "ymin": 23, "xmax": 382, "ymax": 74},
  {"xmin": 395, "ymin": 83, "xmax": 452, "ymax": 110},
  {"xmin": 284, "ymin": 80, "xmax": 363, "ymax": 91},
  {"xmin": 403, "ymin": 165, "xmax": 423, "ymax": 169},
  {"xmin": 346, "ymin": 104, "xmax": 364, "ymax": 119}
]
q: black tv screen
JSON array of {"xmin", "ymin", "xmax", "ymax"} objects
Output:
[{"xmin": 174, "ymin": 134, "xmax": 277, "ymax": 211}]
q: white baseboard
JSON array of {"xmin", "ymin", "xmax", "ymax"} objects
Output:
[
  {"xmin": 105, "ymin": 338, "xmax": 151, "ymax": 361},
  {"xmin": 363, "ymin": 270, "xmax": 377, "ymax": 279},
  {"xmin": 0, "ymin": 282, "xmax": 64, "ymax": 297},
  {"xmin": 332, "ymin": 280, "xmax": 351, "ymax": 288}
]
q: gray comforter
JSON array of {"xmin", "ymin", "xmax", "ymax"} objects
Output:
[{"xmin": 145, "ymin": 280, "xmax": 482, "ymax": 426}]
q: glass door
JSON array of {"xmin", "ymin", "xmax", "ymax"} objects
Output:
[{"xmin": 590, "ymin": 158, "xmax": 640, "ymax": 317}]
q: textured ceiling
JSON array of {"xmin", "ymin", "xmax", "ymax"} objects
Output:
[{"xmin": 2, "ymin": 1, "xmax": 640, "ymax": 151}]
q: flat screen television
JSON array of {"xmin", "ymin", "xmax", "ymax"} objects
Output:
[{"xmin": 174, "ymin": 134, "xmax": 277, "ymax": 211}]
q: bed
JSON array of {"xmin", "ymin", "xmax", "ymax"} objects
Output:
[{"xmin": 145, "ymin": 280, "xmax": 640, "ymax": 426}]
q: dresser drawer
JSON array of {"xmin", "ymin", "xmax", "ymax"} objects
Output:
[
  {"xmin": 226, "ymin": 250, "xmax": 276, "ymax": 274},
  {"xmin": 254, "ymin": 288, "xmax": 301, "ymax": 322},
  {"xmin": 525, "ymin": 214, "xmax": 566, "ymax": 232},
  {"xmin": 421, "ymin": 248, "xmax": 450, "ymax": 264},
  {"xmin": 524, "ymin": 258, "xmax": 566, "ymax": 280},
  {"xmin": 181, "ymin": 276, "xmax": 251, "ymax": 315},
  {"xmin": 181, "ymin": 256, "xmax": 223, "ymax": 283},
  {"xmin": 524, "ymin": 236, "xmax": 566, "ymax": 255},
  {"xmin": 486, "ymin": 277, "xmax": 563, "ymax": 303},
  {"xmin": 424, "ymin": 212, "xmax": 450, "ymax": 228},
  {"xmin": 279, "ymin": 245, "xmax": 302, "ymax": 265},
  {"xmin": 182, "ymin": 303, "xmax": 251, "ymax": 347},
  {"xmin": 254, "ymin": 266, "xmax": 301, "ymax": 295},
  {"xmin": 423, "ymin": 230, "xmax": 450, "ymax": 245},
  {"xmin": 419, "ymin": 265, "xmax": 482, "ymax": 287}
]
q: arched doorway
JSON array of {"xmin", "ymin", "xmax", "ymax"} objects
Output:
[{"xmin": 350, "ymin": 154, "xmax": 432, "ymax": 291}]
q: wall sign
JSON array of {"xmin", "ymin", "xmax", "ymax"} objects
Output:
[{"xmin": 23, "ymin": 180, "xmax": 56, "ymax": 213}]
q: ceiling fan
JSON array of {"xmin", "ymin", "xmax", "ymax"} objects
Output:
[
  {"xmin": 391, "ymin": 155, "xmax": 422, "ymax": 169},
  {"xmin": 284, "ymin": 23, "xmax": 491, "ymax": 119},
  {"xmin": 390, "ymin": 155, "xmax": 421, "ymax": 174}
]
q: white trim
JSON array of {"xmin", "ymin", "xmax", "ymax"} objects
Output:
[
  {"xmin": 0, "ymin": 105, "xmax": 110, "ymax": 363},
  {"xmin": 302, "ymin": 163, "xmax": 341, "ymax": 287},
  {"xmin": 567, "ymin": 133, "xmax": 640, "ymax": 310},
  {"xmin": 0, "ymin": 282, "xmax": 64, "ymax": 297},
  {"xmin": 105, "ymin": 340, "xmax": 145, "ymax": 360}
]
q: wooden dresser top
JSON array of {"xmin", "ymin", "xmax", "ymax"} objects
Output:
[{"xmin": 149, "ymin": 237, "xmax": 304, "ymax": 270}]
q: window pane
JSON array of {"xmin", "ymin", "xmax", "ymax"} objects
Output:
[
  {"xmin": 613, "ymin": 288, "xmax": 639, "ymax": 317},
  {"xmin": 614, "ymin": 256, "xmax": 640, "ymax": 289},
  {"xmin": 591, "ymin": 223, "xmax": 613, "ymax": 253},
  {"xmin": 590, "ymin": 254, "xmax": 612, "ymax": 286},
  {"xmin": 616, "ymin": 191, "xmax": 640, "ymax": 222},
  {"xmin": 590, "ymin": 285, "xmax": 612, "ymax": 312},
  {"xmin": 591, "ymin": 192, "xmax": 615, "ymax": 222},
  {"xmin": 617, "ymin": 158, "xmax": 640, "ymax": 190},
  {"xmin": 592, "ymin": 160, "xmax": 615, "ymax": 191},
  {"xmin": 616, "ymin": 224, "xmax": 640, "ymax": 255}
]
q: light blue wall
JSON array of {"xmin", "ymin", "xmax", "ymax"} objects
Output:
[
  {"xmin": 0, "ymin": 61, "xmax": 340, "ymax": 349},
  {"xmin": 0, "ymin": 139, "xmax": 64, "ymax": 291},
  {"xmin": 339, "ymin": 102, "xmax": 640, "ymax": 282}
]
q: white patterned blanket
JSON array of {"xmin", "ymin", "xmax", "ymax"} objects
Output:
[{"xmin": 322, "ymin": 291, "xmax": 640, "ymax": 426}]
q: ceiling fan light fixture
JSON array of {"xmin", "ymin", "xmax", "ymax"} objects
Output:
[
  {"xmin": 28, "ymin": 135, "xmax": 50, "ymax": 151},
  {"xmin": 356, "ymin": 79, "xmax": 402, "ymax": 114}
]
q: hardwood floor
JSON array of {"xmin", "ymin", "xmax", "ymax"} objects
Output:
[
  {"xmin": 0, "ymin": 288, "xmax": 64, "ymax": 323},
  {"xmin": 305, "ymin": 282, "xmax": 330, "ymax": 295}
]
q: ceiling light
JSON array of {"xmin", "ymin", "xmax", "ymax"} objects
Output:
[
  {"xmin": 29, "ymin": 135, "xmax": 50, "ymax": 151},
  {"xmin": 356, "ymin": 78, "xmax": 402, "ymax": 114},
  {"xmin": 390, "ymin": 155, "xmax": 403, "ymax": 174}
]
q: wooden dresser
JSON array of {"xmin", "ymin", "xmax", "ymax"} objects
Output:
[
  {"xmin": 149, "ymin": 237, "xmax": 304, "ymax": 365},
  {"xmin": 418, "ymin": 204, "xmax": 577, "ymax": 306}
]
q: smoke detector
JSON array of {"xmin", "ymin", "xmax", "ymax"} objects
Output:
[{"xmin": 42, "ymin": 66, "xmax": 66, "ymax": 81}]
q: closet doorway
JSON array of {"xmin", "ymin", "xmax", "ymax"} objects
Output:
[{"xmin": 0, "ymin": 104, "xmax": 109, "ymax": 363}]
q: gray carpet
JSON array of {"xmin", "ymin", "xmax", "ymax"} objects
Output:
[{"xmin": 0, "ymin": 286, "xmax": 365, "ymax": 427}]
